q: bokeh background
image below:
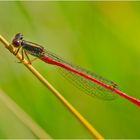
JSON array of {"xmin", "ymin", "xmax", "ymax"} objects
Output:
[{"xmin": 0, "ymin": 1, "xmax": 140, "ymax": 139}]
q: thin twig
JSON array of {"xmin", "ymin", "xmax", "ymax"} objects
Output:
[
  {"xmin": 0, "ymin": 35, "xmax": 104, "ymax": 139},
  {"xmin": 0, "ymin": 89, "xmax": 51, "ymax": 139}
]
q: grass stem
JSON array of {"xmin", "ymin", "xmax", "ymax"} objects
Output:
[
  {"xmin": 0, "ymin": 35, "xmax": 104, "ymax": 139},
  {"xmin": 0, "ymin": 89, "xmax": 51, "ymax": 139}
]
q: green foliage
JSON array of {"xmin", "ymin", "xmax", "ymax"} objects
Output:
[{"xmin": 0, "ymin": 1, "xmax": 140, "ymax": 138}]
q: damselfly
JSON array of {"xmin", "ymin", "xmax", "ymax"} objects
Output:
[{"xmin": 12, "ymin": 33, "xmax": 140, "ymax": 106}]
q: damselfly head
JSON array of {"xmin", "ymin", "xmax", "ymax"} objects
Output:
[{"xmin": 12, "ymin": 33, "xmax": 24, "ymax": 47}]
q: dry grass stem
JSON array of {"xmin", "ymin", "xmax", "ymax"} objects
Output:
[{"xmin": 0, "ymin": 35, "xmax": 104, "ymax": 139}]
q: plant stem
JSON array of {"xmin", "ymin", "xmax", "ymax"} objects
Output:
[
  {"xmin": 0, "ymin": 89, "xmax": 51, "ymax": 139},
  {"xmin": 0, "ymin": 35, "xmax": 104, "ymax": 139}
]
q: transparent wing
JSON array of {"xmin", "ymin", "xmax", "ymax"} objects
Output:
[
  {"xmin": 58, "ymin": 68, "xmax": 117, "ymax": 100},
  {"xmin": 45, "ymin": 50, "xmax": 118, "ymax": 100}
]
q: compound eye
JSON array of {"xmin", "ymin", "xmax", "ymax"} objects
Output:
[{"xmin": 12, "ymin": 40, "xmax": 21, "ymax": 47}]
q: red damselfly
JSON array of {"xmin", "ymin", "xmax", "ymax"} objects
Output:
[{"xmin": 12, "ymin": 33, "xmax": 140, "ymax": 106}]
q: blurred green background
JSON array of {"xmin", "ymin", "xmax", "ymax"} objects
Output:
[{"xmin": 0, "ymin": 1, "xmax": 140, "ymax": 139}]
